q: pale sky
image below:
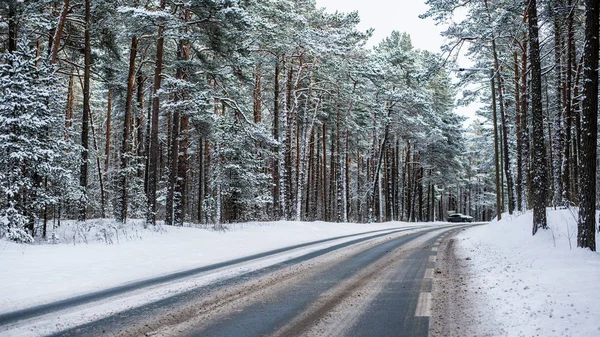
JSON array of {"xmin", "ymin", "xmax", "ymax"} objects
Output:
[
  {"xmin": 315, "ymin": 0, "xmax": 481, "ymax": 124},
  {"xmin": 314, "ymin": 0, "xmax": 446, "ymax": 52}
]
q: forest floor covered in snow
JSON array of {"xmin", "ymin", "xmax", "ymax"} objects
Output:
[{"xmin": 444, "ymin": 208, "xmax": 600, "ymax": 337}]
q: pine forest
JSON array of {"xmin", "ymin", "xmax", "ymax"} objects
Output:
[{"xmin": 1, "ymin": 0, "xmax": 598, "ymax": 251}]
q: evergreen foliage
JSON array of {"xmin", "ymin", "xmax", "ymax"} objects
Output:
[
  {"xmin": 0, "ymin": 0, "xmax": 532, "ymax": 244},
  {"xmin": 0, "ymin": 41, "xmax": 76, "ymax": 242}
]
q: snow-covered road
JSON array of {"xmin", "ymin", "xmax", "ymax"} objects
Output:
[
  {"xmin": 0, "ymin": 221, "xmax": 463, "ymax": 336},
  {"xmin": 52, "ymin": 225, "xmax": 467, "ymax": 337}
]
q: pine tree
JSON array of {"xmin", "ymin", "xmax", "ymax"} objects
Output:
[{"xmin": 0, "ymin": 42, "xmax": 75, "ymax": 242}]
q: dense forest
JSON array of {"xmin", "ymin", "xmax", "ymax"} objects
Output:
[
  {"xmin": 0, "ymin": 0, "xmax": 597, "ymax": 250},
  {"xmin": 423, "ymin": 0, "xmax": 598, "ymax": 250}
]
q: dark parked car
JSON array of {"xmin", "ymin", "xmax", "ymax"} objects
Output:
[{"xmin": 447, "ymin": 213, "xmax": 473, "ymax": 223}]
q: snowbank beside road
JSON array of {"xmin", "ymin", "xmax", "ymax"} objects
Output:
[
  {"xmin": 0, "ymin": 220, "xmax": 431, "ymax": 315},
  {"xmin": 455, "ymin": 209, "xmax": 600, "ymax": 336}
]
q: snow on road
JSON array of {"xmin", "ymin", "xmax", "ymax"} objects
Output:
[
  {"xmin": 0, "ymin": 220, "xmax": 432, "ymax": 315},
  {"xmin": 455, "ymin": 209, "xmax": 600, "ymax": 336}
]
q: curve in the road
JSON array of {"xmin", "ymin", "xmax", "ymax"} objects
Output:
[{"xmin": 53, "ymin": 225, "xmax": 467, "ymax": 337}]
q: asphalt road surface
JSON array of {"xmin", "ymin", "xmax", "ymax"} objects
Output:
[{"xmin": 2, "ymin": 224, "xmax": 473, "ymax": 337}]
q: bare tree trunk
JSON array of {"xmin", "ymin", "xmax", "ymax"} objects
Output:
[
  {"xmin": 272, "ymin": 59, "xmax": 281, "ymax": 219},
  {"xmin": 117, "ymin": 36, "xmax": 138, "ymax": 223},
  {"xmin": 89, "ymin": 107, "xmax": 106, "ymax": 218},
  {"xmin": 146, "ymin": 0, "xmax": 166, "ymax": 226},
  {"xmin": 572, "ymin": 59, "xmax": 583, "ymax": 202},
  {"xmin": 136, "ymin": 74, "xmax": 146, "ymax": 179},
  {"xmin": 322, "ymin": 123, "xmax": 328, "ymax": 221},
  {"xmin": 8, "ymin": 0, "xmax": 18, "ymax": 54},
  {"xmin": 528, "ymin": 0, "xmax": 549, "ymax": 235},
  {"xmin": 65, "ymin": 71, "xmax": 74, "ymax": 139},
  {"xmin": 166, "ymin": 104, "xmax": 179, "ymax": 226},
  {"xmin": 253, "ymin": 61, "xmax": 262, "ymax": 123},
  {"xmin": 562, "ymin": 0, "xmax": 574, "ymax": 203},
  {"xmin": 284, "ymin": 67, "xmax": 293, "ymax": 220},
  {"xmin": 491, "ymin": 39, "xmax": 515, "ymax": 215},
  {"xmin": 78, "ymin": 0, "xmax": 91, "ymax": 222},
  {"xmin": 552, "ymin": 1, "xmax": 564, "ymax": 205},
  {"xmin": 406, "ymin": 141, "xmax": 412, "ymax": 221},
  {"xmin": 105, "ymin": 90, "xmax": 112, "ymax": 181},
  {"xmin": 577, "ymin": 0, "xmax": 598, "ymax": 250},
  {"xmin": 514, "ymin": 49, "xmax": 523, "ymax": 211},
  {"xmin": 520, "ymin": 31, "xmax": 531, "ymax": 210},
  {"xmin": 50, "ymin": 0, "xmax": 70, "ymax": 64},
  {"xmin": 174, "ymin": 9, "xmax": 191, "ymax": 226}
]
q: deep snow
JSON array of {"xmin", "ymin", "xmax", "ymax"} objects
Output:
[{"xmin": 455, "ymin": 208, "xmax": 600, "ymax": 336}]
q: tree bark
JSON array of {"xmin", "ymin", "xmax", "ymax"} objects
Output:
[
  {"xmin": 78, "ymin": 0, "xmax": 91, "ymax": 222},
  {"xmin": 50, "ymin": 0, "xmax": 70, "ymax": 64},
  {"xmin": 577, "ymin": 0, "xmax": 598, "ymax": 251},
  {"xmin": 105, "ymin": 90, "xmax": 112, "ymax": 181},
  {"xmin": 514, "ymin": 49, "xmax": 523, "ymax": 212},
  {"xmin": 520, "ymin": 31, "xmax": 531, "ymax": 210},
  {"xmin": 528, "ymin": 0, "xmax": 549, "ymax": 235},
  {"xmin": 146, "ymin": 0, "xmax": 166, "ymax": 226},
  {"xmin": 272, "ymin": 59, "xmax": 281, "ymax": 219},
  {"xmin": 253, "ymin": 60, "xmax": 262, "ymax": 123},
  {"xmin": 562, "ymin": 0, "xmax": 574, "ymax": 203},
  {"xmin": 491, "ymin": 38, "xmax": 515, "ymax": 215},
  {"xmin": 117, "ymin": 36, "xmax": 138, "ymax": 223},
  {"xmin": 174, "ymin": 9, "xmax": 191, "ymax": 226},
  {"xmin": 88, "ymin": 106, "xmax": 105, "ymax": 218},
  {"xmin": 8, "ymin": 0, "xmax": 18, "ymax": 54},
  {"xmin": 552, "ymin": 1, "xmax": 564, "ymax": 205}
]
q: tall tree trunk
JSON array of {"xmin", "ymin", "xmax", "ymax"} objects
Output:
[
  {"xmin": 146, "ymin": 0, "xmax": 166, "ymax": 226},
  {"xmin": 65, "ymin": 71, "xmax": 74, "ymax": 139},
  {"xmin": 117, "ymin": 36, "xmax": 138, "ymax": 223},
  {"xmin": 284, "ymin": 66, "xmax": 293, "ymax": 220},
  {"xmin": 88, "ymin": 107, "xmax": 105, "ymax": 218},
  {"xmin": 105, "ymin": 90, "xmax": 112, "ymax": 181},
  {"xmin": 322, "ymin": 123, "xmax": 328, "ymax": 221},
  {"xmin": 8, "ymin": 0, "xmax": 18, "ymax": 54},
  {"xmin": 336, "ymin": 91, "xmax": 342, "ymax": 222},
  {"xmin": 295, "ymin": 67, "xmax": 319, "ymax": 222},
  {"xmin": 253, "ymin": 61, "xmax": 262, "ymax": 123},
  {"xmin": 50, "ymin": 0, "xmax": 70, "ymax": 64},
  {"xmin": 528, "ymin": 0, "xmax": 549, "ymax": 235},
  {"xmin": 562, "ymin": 0, "xmax": 574, "ymax": 203},
  {"xmin": 572, "ymin": 59, "xmax": 583, "ymax": 202},
  {"xmin": 272, "ymin": 59, "xmax": 281, "ymax": 219},
  {"xmin": 78, "ymin": 0, "xmax": 91, "ymax": 222},
  {"xmin": 552, "ymin": 1, "xmax": 564, "ymax": 205},
  {"xmin": 136, "ymin": 74, "xmax": 146, "ymax": 179},
  {"xmin": 577, "ymin": 0, "xmax": 598, "ymax": 251},
  {"xmin": 166, "ymin": 103, "xmax": 179, "ymax": 226},
  {"xmin": 174, "ymin": 9, "xmax": 191, "ymax": 226},
  {"xmin": 520, "ymin": 31, "xmax": 531, "ymax": 210},
  {"xmin": 514, "ymin": 49, "xmax": 523, "ymax": 211},
  {"xmin": 491, "ymin": 38, "xmax": 515, "ymax": 215}
]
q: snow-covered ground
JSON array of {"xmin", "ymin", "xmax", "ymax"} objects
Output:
[
  {"xmin": 0, "ymin": 219, "xmax": 434, "ymax": 315},
  {"xmin": 455, "ymin": 208, "xmax": 600, "ymax": 336}
]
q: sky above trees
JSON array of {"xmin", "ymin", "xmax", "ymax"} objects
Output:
[
  {"xmin": 315, "ymin": 0, "xmax": 446, "ymax": 51},
  {"xmin": 315, "ymin": 0, "xmax": 479, "ymax": 124}
]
